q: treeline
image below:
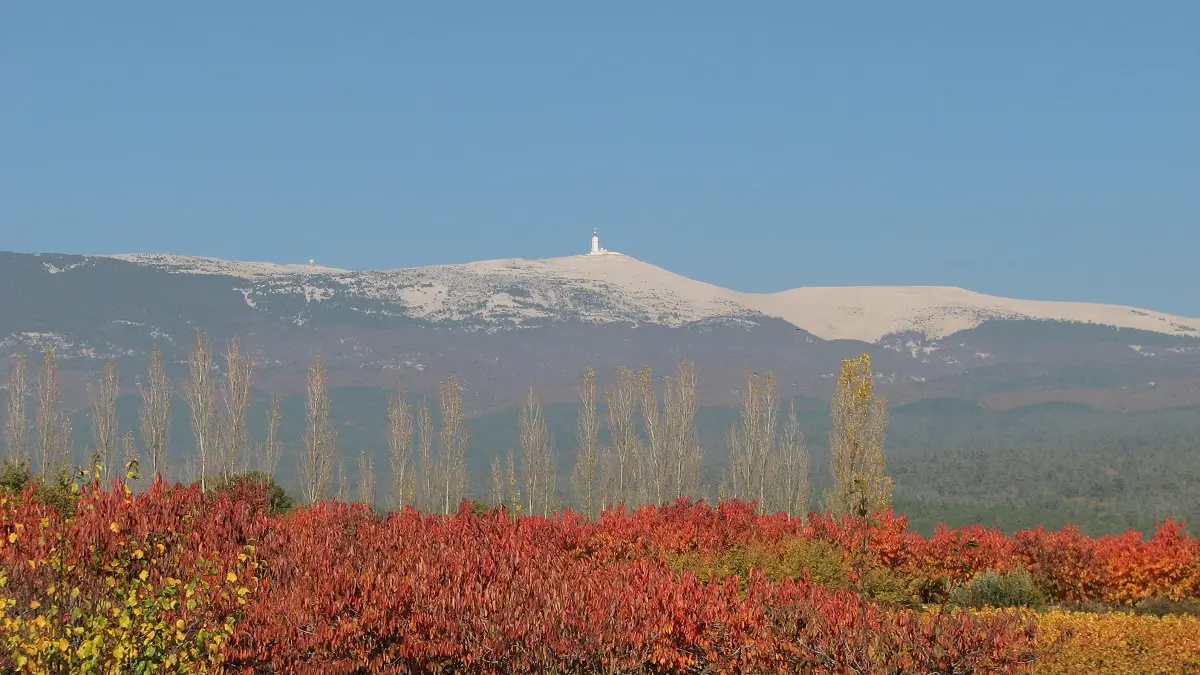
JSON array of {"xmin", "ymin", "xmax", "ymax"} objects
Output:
[{"xmin": 3, "ymin": 327, "xmax": 898, "ymax": 521}]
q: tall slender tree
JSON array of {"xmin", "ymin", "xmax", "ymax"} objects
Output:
[
  {"xmin": 776, "ymin": 399, "xmax": 811, "ymax": 518},
  {"xmin": 336, "ymin": 457, "xmax": 348, "ymax": 502},
  {"xmin": 636, "ymin": 366, "xmax": 665, "ymax": 505},
  {"xmin": 825, "ymin": 353, "xmax": 892, "ymax": 519},
  {"xmin": 221, "ymin": 337, "xmax": 254, "ymax": 480},
  {"xmin": 4, "ymin": 352, "xmax": 30, "ymax": 467},
  {"xmin": 490, "ymin": 454, "xmax": 506, "ymax": 511},
  {"xmin": 662, "ymin": 359, "xmax": 701, "ymax": 500},
  {"xmin": 605, "ymin": 366, "xmax": 639, "ymax": 507},
  {"xmin": 258, "ymin": 392, "xmax": 284, "ymax": 477},
  {"xmin": 299, "ymin": 355, "xmax": 337, "ymax": 503},
  {"xmin": 139, "ymin": 347, "xmax": 172, "ymax": 480},
  {"xmin": 571, "ymin": 367, "xmax": 600, "ymax": 517},
  {"xmin": 184, "ymin": 328, "xmax": 220, "ymax": 491},
  {"xmin": 35, "ymin": 347, "xmax": 67, "ymax": 480},
  {"xmin": 358, "ymin": 449, "xmax": 375, "ymax": 507},
  {"xmin": 437, "ymin": 376, "xmax": 468, "ymax": 515},
  {"xmin": 518, "ymin": 385, "xmax": 556, "ymax": 517},
  {"xmin": 91, "ymin": 360, "xmax": 120, "ymax": 483},
  {"xmin": 387, "ymin": 387, "xmax": 414, "ymax": 510},
  {"xmin": 727, "ymin": 371, "xmax": 779, "ymax": 512},
  {"xmin": 415, "ymin": 397, "xmax": 435, "ymax": 511},
  {"xmin": 506, "ymin": 449, "xmax": 520, "ymax": 520}
]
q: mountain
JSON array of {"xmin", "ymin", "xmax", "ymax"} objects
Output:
[
  {"xmin": 4, "ymin": 248, "xmax": 1200, "ymax": 415},
  {"xmin": 5, "ymin": 247, "xmax": 1200, "ymax": 534}
]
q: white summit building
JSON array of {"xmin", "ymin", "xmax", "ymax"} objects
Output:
[{"xmin": 587, "ymin": 230, "xmax": 621, "ymax": 256}]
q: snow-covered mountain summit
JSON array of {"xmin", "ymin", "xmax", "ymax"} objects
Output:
[{"xmin": 104, "ymin": 251, "xmax": 1200, "ymax": 342}]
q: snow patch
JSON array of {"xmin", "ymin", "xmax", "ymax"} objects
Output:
[
  {"xmin": 43, "ymin": 261, "xmax": 89, "ymax": 274},
  {"xmin": 238, "ymin": 289, "xmax": 257, "ymax": 308}
]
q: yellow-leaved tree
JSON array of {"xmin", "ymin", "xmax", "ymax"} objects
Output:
[{"xmin": 824, "ymin": 353, "xmax": 893, "ymax": 519}]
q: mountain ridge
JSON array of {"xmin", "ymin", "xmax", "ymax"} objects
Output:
[
  {"xmin": 95, "ymin": 250, "xmax": 1200, "ymax": 342},
  {"xmin": 5, "ymin": 248, "xmax": 1200, "ymax": 416}
]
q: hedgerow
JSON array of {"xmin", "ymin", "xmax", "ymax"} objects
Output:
[{"xmin": 3, "ymin": 486, "xmax": 1199, "ymax": 672}]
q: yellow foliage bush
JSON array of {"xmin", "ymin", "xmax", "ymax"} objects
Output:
[
  {"xmin": 1031, "ymin": 610, "xmax": 1200, "ymax": 674},
  {"xmin": 967, "ymin": 608, "xmax": 1200, "ymax": 674},
  {"xmin": 668, "ymin": 536, "xmax": 922, "ymax": 606},
  {"xmin": 669, "ymin": 536, "xmax": 851, "ymax": 589},
  {"xmin": 0, "ymin": 482, "xmax": 260, "ymax": 674}
]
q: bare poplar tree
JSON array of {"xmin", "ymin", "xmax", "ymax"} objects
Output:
[
  {"xmin": 825, "ymin": 353, "xmax": 893, "ymax": 519},
  {"xmin": 387, "ymin": 388, "xmax": 414, "ymax": 510},
  {"xmin": 358, "ymin": 450, "xmax": 375, "ymax": 507},
  {"xmin": 490, "ymin": 454, "xmax": 506, "ymax": 509},
  {"xmin": 727, "ymin": 426, "xmax": 746, "ymax": 503},
  {"xmin": 518, "ymin": 385, "xmax": 556, "ymax": 517},
  {"xmin": 221, "ymin": 337, "xmax": 254, "ymax": 481},
  {"xmin": 506, "ymin": 449, "xmax": 521, "ymax": 519},
  {"xmin": 727, "ymin": 371, "xmax": 779, "ymax": 512},
  {"xmin": 139, "ymin": 347, "xmax": 172, "ymax": 480},
  {"xmin": 636, "ymin": 366, "xmax": 666, "ymax": 506},
  {"xmin": 91, "ymin": 360, "xmax": 120, "ymax": 483},
  {"xmin": 184, "ymin": 328, "xmax": 220, "ymax": 491},
  {"xmin": 35, "ymin": 347, "xmax": 65, "ymax": 480},
  {"xmin": 336, "ymin": 457, "xmax": 348, "ymax": 501},
  {"xmin": 596, "ymin": 448, "xmax": 618, "ymax": 513},
  {"xmin": 777, "ymin": 399, "xmax": 811, "ymax": 518},
  {"xmin": 662, "ymin": 359, "xmax": 701, "ymax": 500},
  {"xmin": 414, "ymin": 397, "xmax": 435, "ymax": 512},
  {"xmin": 571, "ymin": 367, "xmax": 600, "ymax": 517},
  {"xmin": 58, "ymin": 416, "xmax": 73, "ymax": 479},
  {"xmin": 4, "ymin": 352, "xmax": 30, "ymax": 467},
  {"xmin": 258, "ymin": 393, "xmax": 284, "ymax": 477},
  {"xmin": 299, "ymin": 355, "xmax": 337, "ymax": 503},
  {"xmin": 437, "ymin": 376, "xmax": 468, "ymax": 515},
  {"xmin": 605, "ymin": 366, "xmax": 639, "ymax": 507}
]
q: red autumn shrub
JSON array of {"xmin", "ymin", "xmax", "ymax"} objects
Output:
[{"xmin": 223, "ymin": 500, "xmax": 1044, "ymax": 674}]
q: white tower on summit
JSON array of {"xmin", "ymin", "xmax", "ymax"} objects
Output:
[{"xmin": 586, "ymin": 229, "xmax": 618, "ymax": 256}]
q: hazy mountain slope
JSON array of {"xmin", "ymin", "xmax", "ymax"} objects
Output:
[
  {"xmin": 106, "ymin": 251, "xmax": 1200, "ymax": 341},
  {"xmin": 5, "ymin": 249, "xmax": 1200, "ymax": 413},
  {"xmin": 744, "ymin": 285, "xmax": 1200, "ymax": 342}
]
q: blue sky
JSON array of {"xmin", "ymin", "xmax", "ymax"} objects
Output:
[{"xmin": 2, "ymin": 3, "xmax": 1197, "ymax": 313}]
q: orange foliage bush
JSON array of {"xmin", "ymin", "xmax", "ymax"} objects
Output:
[{"xmin": 803, "ymin": 508, "xmax": 1200, "ymax": 605}]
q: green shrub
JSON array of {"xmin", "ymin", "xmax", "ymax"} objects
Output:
[
  {"xmin": 0, "ymin": 460, "xmax": 77, "ymax": 516},
  {"xmin": 948, "ymin": 567, "xmax": 1047, "ymax": 608},
  {"xmin": 469, "ymin": 500, "xmax": 505, "ymax": 517}
]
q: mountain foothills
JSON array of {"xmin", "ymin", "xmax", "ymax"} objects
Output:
[{"xmin": 2, "ymin": 248, "xmax": 1200, "ymax": 533}]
